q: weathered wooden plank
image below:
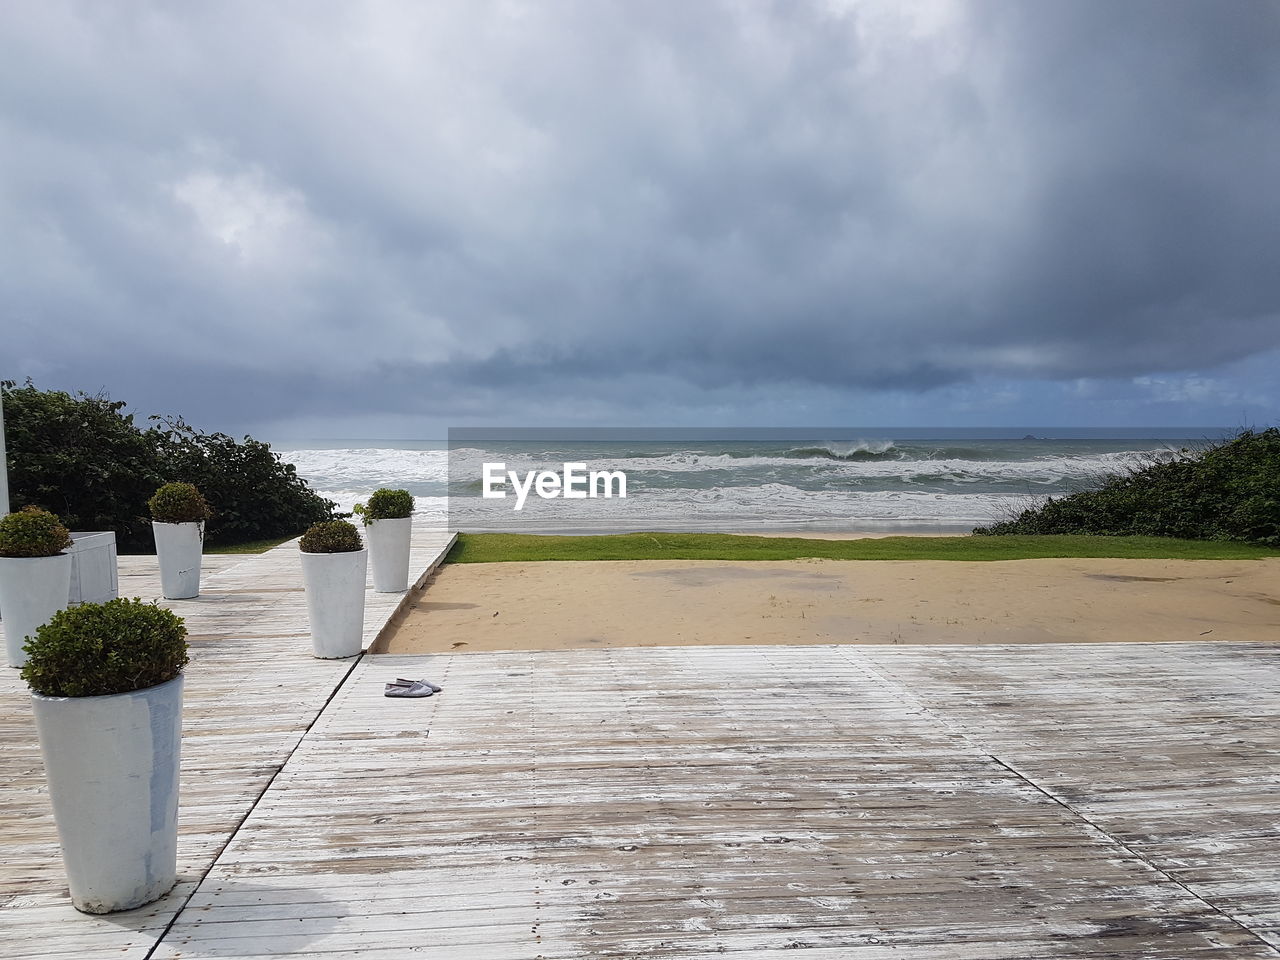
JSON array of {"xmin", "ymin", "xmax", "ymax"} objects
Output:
[
  {"xmin": 147, "ymin": 644, "xmax": 1280, "ymax": 959},
  {"xmin": 8, "ymin": 576, "xmax": 1280, "ymax": 960},
  {"xmin": 852, "ymin": 642, "xmax": 1280, "ymax": 943},
  {"xmin": 0, "ymin": 525, "xmax": 455, "ymax": 959}
]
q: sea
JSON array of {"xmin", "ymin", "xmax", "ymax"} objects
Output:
[{"xmin": 273, "ymin": 428, "xmax": 1222, "ymax": 535}]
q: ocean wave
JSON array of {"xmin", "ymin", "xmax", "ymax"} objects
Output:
[
  {"xmin": 284, "ymin": 445, "xmax": 1185, "ymax": 498},
  {"xmin": 276, "ymin": 447, "xmax": 450, "ymax": 486},
  {"xmin": 446, "ymin": 447, "xmax": 1179, "ymax": 484},
  {"xmin": 784, "ymin": 439, "xmax": 900, "ymax": 461},
  {"xmin": 448, "ymin": 482, "xmax": 1021, "ymax": 528},
  {"xmin": 281, "ymin": 441, "xmax": 1188, "ymax": 530}
]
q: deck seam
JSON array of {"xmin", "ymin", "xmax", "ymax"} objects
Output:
[
  {"xmin": 979, "ymin": 751, "xmax": 1280, "ymax": 955},
  {"xmin": 142, "ymin": 652, "xmax": 366, "ymax": 960},
  {"xmin": 144, "ymin": 535, "xmax": 457, "ymax": 957},
  {"xmin": 136, "ymin": 642, "xmax": 1280, "ymax": 959},
  {"xmin": 846, "ymin": 648, "xmax": 1280, "ymax": 956},
  {"xmin": 0, "ymin": 526, "xmax": 457, "ymax": 959}
]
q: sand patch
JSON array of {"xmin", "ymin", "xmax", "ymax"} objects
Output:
[{"xmin": 380, "ymin": 557, "xmax": 1280, "ymax": 653}]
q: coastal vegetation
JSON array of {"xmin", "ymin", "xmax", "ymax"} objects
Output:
[
  {"xmin": 148, "ymin": 482, "xmax": 210, "ymax": 525},
  {"xmin": 974, "ymin": 428, "xmax": 1280, "ymax": 545},
  {"xmin": 299, "ymin": 520, "xmax": 364, "ymax": 554},
  {"xmin": 354, "ymin": 488, "xmax": 414, "ymax": 523},
  {"xmin": 1, "ymin": 381, "xmax": 336, "ymax": 552},
  {"xmin": 21, "ymin": 598, "xmax": 189, "ymax": 698},
  {"xmin": 0, "ymin": 506, "xmax": 73, "ymax": 558},
  {"xmin": 446, "ymin": 532, "xmax": 1279, "ymax": 563}
]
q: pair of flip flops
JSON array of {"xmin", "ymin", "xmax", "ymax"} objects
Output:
[{"xmin": 384, "ymin": 677, "xmax": 443, "ymax": 698}]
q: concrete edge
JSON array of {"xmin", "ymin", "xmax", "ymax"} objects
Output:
[{"xmin": 366, "ymin": 532, "xmax": 457, "ymax": 655}]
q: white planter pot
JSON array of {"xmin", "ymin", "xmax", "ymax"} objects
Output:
[
  {"xmin": 152, "ymin": 521, "xmax": 204, "ymax": 600},
  {"xmin": 366, "ymin": 517, "xmax": 412, "ymax": 593},
  {"xmin": 32, "ymin": 675, "xmax": 183, "ymax": 914},
  {"xmin": 0, "ymin": 553, "xmax": 73, "ymax": 669},
  {"xmin": 68, "ymin": 531, "xmax": 119, "ymax": 606},
  {"xmin": 300, "ymin": 549, "xmax": 368, "ymax": 658}
]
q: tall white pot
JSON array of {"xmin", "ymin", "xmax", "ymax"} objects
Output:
[
  {"xmin": 366, "ymin": 517, "xmax": 412, "ymax": 593},
  {"xmin": 300, "ymin": 549, "xmax": 368, "ymax": 658},
  {"xmin": 152, "ymin": 521, "xmax": 203, "ymax": 600},
  {"xmin": 0, "ymin": 553, "xmax": 72, "ymax": 669},
  {"xmin": 32, "ymin": 676, "xmax": 183, "ymax": 914}
]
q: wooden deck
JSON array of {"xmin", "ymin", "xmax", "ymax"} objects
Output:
[
  {"xmin": 0, "ymin": 526, "xmax": 455, "ymax": 958},
  {"xmin": 150, "ymin": 642, "xmax": 1280, "ymax": 959},
  {"xmin": 4, "ymin": 543, "xmax": 1280, "ymax": 958}
]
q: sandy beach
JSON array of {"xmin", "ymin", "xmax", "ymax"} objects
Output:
[{"xmin": 380, "ymin": 555, "xmax": 1280, "ymax": 654}]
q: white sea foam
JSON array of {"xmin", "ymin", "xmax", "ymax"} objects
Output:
[
  {"xmin": 308, "ymin": 488, "xmax": 448, "ymax": 519},
  {"xmin": 451, "ymin": 483, "xmax": 1022, "ymax": 528},
  {"xmin": 446, "ymin": 447, "xmax": 1178, "ymax": 485},
  {"xmin": 282, "ymin": 443, "xmax": 1180, "ymax": 487},
  {"xmin": 278, "ymin": 441, "xmax": 1185, "ymax": 532},
  {"xmin": 275, "ymin": 448, "xmax": 450, "ymax": 486}
]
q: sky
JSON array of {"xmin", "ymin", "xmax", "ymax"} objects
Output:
[{"xmin": 2, "ymin": 0, "xmax": 1278, "ymax": 439}]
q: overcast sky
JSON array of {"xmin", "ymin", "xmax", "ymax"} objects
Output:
[{"xmin": 3, "ymin": 0, "xmax": 1278, "ymax": 439}]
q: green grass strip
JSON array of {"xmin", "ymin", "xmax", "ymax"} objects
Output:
[
  {"xmin": 206, "ymin": 534, "xmax": 298, "ymax": 555},
  {"xmin": 447, "ymin": 532, "xmax": 1280, "ymax": 564}
]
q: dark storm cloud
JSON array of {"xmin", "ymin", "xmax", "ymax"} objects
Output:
[{"xmin": 2, "ymin": 0, "xmax": 1278, "ymax": 429}]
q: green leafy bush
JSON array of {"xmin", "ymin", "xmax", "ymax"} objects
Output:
[
  {"xmin": 150, "ymin": 415, "xmax": 337, "ymax": 546},
  {"xmin": 1, "ymin": 382, "xmax": 162, "ymax": 549},
  {"xmin": 299, "ymin": 520, "xmax": 363, "ymax": 553},
  {"xmin": 0, "ymin": 506, "xmax": 74, "ymax": 558},
  {"xmin": 353, "ymin": 488, "xmax": 414, "ymax": 524},
  {"xmin": 148, "ymin": 482, "xmax": 210, "ymax": 523},
  {"xmin": 21, "ymin": 598, "xmax": 189, "ymax": 698},
  {"xmin": 974, "ymin": 428, "xmax": 1280, "ymax": 545},
  {"xmin": 1, "ymin": 381, "xmax": 337, "ymax": 551}
]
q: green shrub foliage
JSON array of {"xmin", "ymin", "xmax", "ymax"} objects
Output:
[
  {"xmin": 1, "ymin": 382, "xmax": 162, "ymax": 549},
  {"xmin": 1, "ymin": 381, "xmax": 337, "ymax": 551},
  {"xmin": 149, "ymin": 482, "xmax": 210, "ymax": 523},
  {"xmin": 354, "ymin": 488, "xmax": 414, "ymax": 523},
  {"xmin": 21, "ymin": 598, "xmax": 189, "ymax": 698},
  {"xmin": 150, "ymin": 415, "xmax": 336, "ymax": 546},
  {"xmin": 974, "ymin": 428, "xmax": 1280, "ymax": 545},
  {"xmin": 299, "ymin": 519, "xmax": 363, "ymax": 553},
  {"xmin": 0, "ymin": 506, "xmax": 74, "ymax": 558}
]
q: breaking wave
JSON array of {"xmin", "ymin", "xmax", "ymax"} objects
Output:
[
  {"xmin": 784, "ymin": 440, "xmax": 900, "ymax": 461},
  {"xmin": 275, "ymin": 436, "xmax": 1198, "ymax": 533}
]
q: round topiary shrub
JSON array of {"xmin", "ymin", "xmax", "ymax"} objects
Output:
[
  {"xmin": 21, "ymin": 598, "xmax": 189, "ymax": 698},
  {"xmin": 148, "ymin": 482, "xmax": 210, "ymax": 524},
  {"xmin": 299, "ymin": 520, "xmax": 363, "ymax": 553},
  {"xmin": 0, "ymin": 506, "xmax": 74, "ymax": 558},
  {"xmin": 354, "ymin": 488, "xmax": 415, "ymax": 524}
]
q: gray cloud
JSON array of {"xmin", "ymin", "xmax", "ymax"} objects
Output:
[{"xmin": 2, "ymin": 0, "xmax": 1278, "ymax": 432}]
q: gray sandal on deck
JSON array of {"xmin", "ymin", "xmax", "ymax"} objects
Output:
[
  {"xmin": 384, "ymin": 680, "xmax": 434, "ymax": 698},
  {"xmin": 396, "ymin": 677, "xmax": 442, "ymax": 693}
]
